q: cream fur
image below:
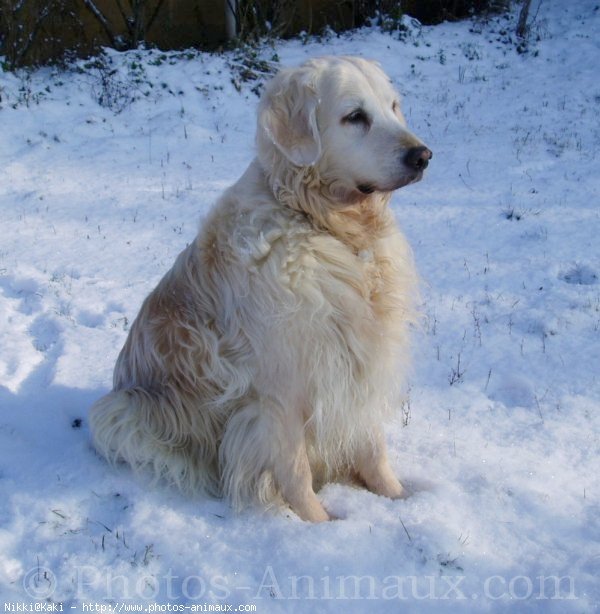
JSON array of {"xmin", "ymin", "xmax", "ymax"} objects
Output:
[{"xmin": 89, "ymin": 56, "xmax": 430, "ymax": 522}]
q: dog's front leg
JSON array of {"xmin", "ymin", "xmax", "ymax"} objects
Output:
[
  {"xmin": 354, "ymin": 429, "xmax": 406, "ymax": 500},
  {"xmin": 274, "ymin": 421, "xmax": 330, "ymax": 523},
  {"xmin": 220, "ymin": 398, "xmax": 330, "ymax": 522}
]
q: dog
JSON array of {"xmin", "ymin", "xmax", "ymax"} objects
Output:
[{"xmin": 89, "ymin": 56, "xmax": 431, "ymax": 522}]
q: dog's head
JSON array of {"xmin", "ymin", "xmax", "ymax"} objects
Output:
[{"xmin": 257, "ymin": 56, "xmax": 431, "ymax": 204}]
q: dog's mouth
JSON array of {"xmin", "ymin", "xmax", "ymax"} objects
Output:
[
  {"xmin": 407, "ymin": 170, "xmax": 424, "ymax": 185},
  {"xmin": 357, "ymin": 183, "xmax": 376, "ymax": 195},
  {"xmin": 356, "ymin": 171, "xmax": 424, "ymax": 195}
]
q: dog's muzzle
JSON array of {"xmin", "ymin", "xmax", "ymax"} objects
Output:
[{"xmin": 404, "ymin": 146, "xmax": 432, "ymax": 171}]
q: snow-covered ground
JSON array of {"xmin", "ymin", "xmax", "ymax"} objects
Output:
[{"xmin": 1, "ymin": 0, "xmax": 599, "ymax": 611}]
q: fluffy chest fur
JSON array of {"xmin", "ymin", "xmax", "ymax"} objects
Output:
[{"xmin": 202, "ymin": 162, "xmax": 418, "ymax": 458}]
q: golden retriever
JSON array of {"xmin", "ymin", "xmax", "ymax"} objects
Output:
[{"xmin": 89, "ymin": 56, "xmax": 431, "ymax": 522}]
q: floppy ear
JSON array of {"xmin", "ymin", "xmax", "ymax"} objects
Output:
[{"xmin": 259, "ymin": 67, "xmax": 322, "ymax": 167}]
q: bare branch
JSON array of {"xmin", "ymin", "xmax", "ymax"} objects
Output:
[
  {"xmin": 517, "ymin": 0, "xmax": 533, "ymax": 38},
  {"xmin": 113, "ymin": 0, "xmax": 133, "ymax": 37},
  {"xmin": 82, "ymin": 0, "xmax": 118, "ymax": 47},
  {"xmin": 146, "ymin": 0, "xmax": 168, "ymax": 36}
]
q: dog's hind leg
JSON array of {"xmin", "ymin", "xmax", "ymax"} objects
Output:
[
  {"xmin": 220, "ymin": 398, "xmax": 330, "ymax": 522},
  {"xmin": 89, "ymin": 388, "xmax": 220, "ymax": 495}
]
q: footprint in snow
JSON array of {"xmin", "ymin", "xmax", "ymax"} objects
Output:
[{"xmin": 560, "ymin": 264, "xmax": 598, "ymax": 286}]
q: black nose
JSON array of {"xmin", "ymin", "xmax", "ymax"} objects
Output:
[{"xmin": 404, "ymin": 146, "xmax": 432, "ymax": 171}]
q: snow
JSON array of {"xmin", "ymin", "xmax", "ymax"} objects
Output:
[{"xmin": 1, "ymin": 0, "xmax": 599, "ymax": 610}]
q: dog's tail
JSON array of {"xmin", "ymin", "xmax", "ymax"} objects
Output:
[{"xmin": 89, "ymin": 387, "xmax": 221, "ymax": 495}]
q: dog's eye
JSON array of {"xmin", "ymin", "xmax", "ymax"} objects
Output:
[
  {"xmin": 343, "ymin": 109, "xmax": 369, "ymax": 125},
  {"xmin": 392, "ymin": 100, "xmax": 399, "ymax": 114}
]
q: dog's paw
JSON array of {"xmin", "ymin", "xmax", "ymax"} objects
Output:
[
  {"xmin": 302, "ymin": 503, "xmax": 331, "ymax": 523},
  {"xmin": 288, "ymin": 494, "xmax": 331, "ymax": 523},
  {"xmin": 368, "ymin": 475, "xmax": 407, "ymax": 500},
  {"xmin": 389, "ymin": 484, "xmax": 409, "ymax": 500}
]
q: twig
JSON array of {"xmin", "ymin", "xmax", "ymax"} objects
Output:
[{"xmin": 399, "ymin": 516, "xmax": 412, "ymax": 542}]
